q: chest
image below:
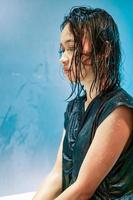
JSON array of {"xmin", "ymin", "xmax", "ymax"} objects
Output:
[{"xmin": 64, "ymin": 98, "xmax": 99, "ymax": 157}]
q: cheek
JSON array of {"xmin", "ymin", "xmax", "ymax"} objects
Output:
[{"xmin": 69, "ymin": 60, "xmax": 89, "ymax": 79}]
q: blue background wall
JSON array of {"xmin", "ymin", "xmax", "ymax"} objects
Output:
[{"xmin": 0, "ymin": 0, "xmax": 133, "ymax": 196}]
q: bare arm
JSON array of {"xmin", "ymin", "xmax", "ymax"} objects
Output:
[
  {"xmin": 54, "ymin": 106, "xmax": 133, "ymax": 200},
  {"xmin": 32, "ymin": 129, "xmax": 66, "ymax": 200}
]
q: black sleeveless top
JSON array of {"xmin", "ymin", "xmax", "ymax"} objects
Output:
[{"xmin": 62, "ymin": 87, "xmax": 133, "ymax": 199}]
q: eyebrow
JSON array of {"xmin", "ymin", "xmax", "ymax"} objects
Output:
[{"xmin": 60, "ymin": 39, "xmax": 74, "ymax": 45}]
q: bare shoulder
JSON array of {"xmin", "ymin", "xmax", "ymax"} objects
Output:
[
  {"xmin": 112, "ymin": 105, "xmax": 133, "ymax": 117},
  {"xmin": 105, "ymin": 105, "xmax": 133, "ymax": 132},
  {"xmin": 95, "ymin": 105, "xmax": 133, "ymax": 146}
]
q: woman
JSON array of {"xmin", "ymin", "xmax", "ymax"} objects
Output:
[{"xmin": 33, "ymin": 6, "xmax": 133, "ymax": 200}]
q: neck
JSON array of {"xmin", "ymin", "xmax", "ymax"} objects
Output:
[{"xmin": 81, "ymin": 78, "xmax": 98, "ymax": 104}]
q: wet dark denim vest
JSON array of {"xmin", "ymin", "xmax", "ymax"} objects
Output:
[{"xmin": 62, "ymin": 87, "xmax": 133, "ymax": 199}]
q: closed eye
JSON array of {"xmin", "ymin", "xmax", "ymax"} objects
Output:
[{"xmin": 58, "ymin": 46, "xmax": 74, "ymax": 57}]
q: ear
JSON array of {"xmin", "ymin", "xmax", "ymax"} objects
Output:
[{"xmin": 81, "ymin": 53, "xmax": 92, "ymax": 66}]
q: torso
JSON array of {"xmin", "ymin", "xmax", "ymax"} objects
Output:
[{"xmin": 62, "ymin": 87, "xmax": 133, "ymax": 199}]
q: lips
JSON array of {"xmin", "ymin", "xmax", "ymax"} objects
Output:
[{"xmin": 64, "ymin": 67, "xmax": 71, "ymax": 72}]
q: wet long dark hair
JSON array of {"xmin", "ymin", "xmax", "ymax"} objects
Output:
[{"xmin": 60, "ymin": 6, "xmax": 121, "ymax": 100}]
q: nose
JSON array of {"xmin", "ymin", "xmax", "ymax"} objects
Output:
[{"xmin": 59, "ymin": 54, "xmax": 69, "ymax": 66}]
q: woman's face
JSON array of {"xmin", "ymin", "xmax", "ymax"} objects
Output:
[{"xmin": 60, "ymin": 23, "xmax": 92, "ymax": 82}]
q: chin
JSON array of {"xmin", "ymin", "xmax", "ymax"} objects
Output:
[{"xmin": 65, "ymin": 72, "xmax": 86, "ymax": 83}]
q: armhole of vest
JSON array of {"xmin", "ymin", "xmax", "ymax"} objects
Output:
[{"xmin": 98, "ymin": 99, "xmax": 133, "ymax": 127}]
